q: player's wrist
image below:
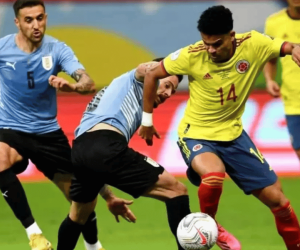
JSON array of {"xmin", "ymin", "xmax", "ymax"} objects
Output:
[{"xmin": 141, "ymin": 111, "xmax": 153, "ymax": 127}]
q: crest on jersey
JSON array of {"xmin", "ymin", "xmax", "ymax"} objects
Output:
[
  {"xmin": 236, "ymin": 60, "xmax": 250, "ymax": 74},
  {"xmin": 42, "ymin": 56, "xmax": 53, "ymax": 71}
]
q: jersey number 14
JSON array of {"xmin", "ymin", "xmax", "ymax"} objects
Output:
[{"xmin": 217, "ymin": 84, "xmax": 237, "ymax": 105}]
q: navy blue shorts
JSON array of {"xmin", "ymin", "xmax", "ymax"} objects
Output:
[
  {"xmin": 286, "ymin": 115, "xmax": 300, "ymax": 150},
  {"xmin": 177, "ymin": 130, "xmax": 277, "ymax": 195}
]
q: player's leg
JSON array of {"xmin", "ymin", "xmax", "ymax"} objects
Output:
[
  {"xmin": 223, "ymin": 130, "xmax": 300, "ymax": 249},
  {"xmin": 141, "ymin": 170, "xmax": 191, "ymax": 250},
  {"xmin": 57, "ymin": 166, "xmax": 104, "ymax": 250},
  {"xmin": 177, "ymin": 138, "xmax": 241, "ymax": 250},
  {"xmin": 31, "ymin": 129, "xmax": 103, "ymax": 250},
  {"xmin": 0, "ymin": 129, "xmax": 51, "ymax": 250},
  {"xmin": 286, "ymin": 115, "xmax": 300, "ymax": 160},
  {"xmin": 252, "ymin": 180, "xmax": 300, "ymax": 249}
]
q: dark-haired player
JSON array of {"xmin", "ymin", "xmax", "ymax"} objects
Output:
[
  {"xmin": 0, "ymin": 1, "xmax": 107, "ymax": 249},
  {"xmin": 140, "ymin": 5, "xmax": 300, "ymax": 250},
  {"xmin": 55, "ymin": 59, "xmax": 191, "ymax": 250}
]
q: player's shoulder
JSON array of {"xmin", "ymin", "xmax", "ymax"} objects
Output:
[
  {"xmin": 0, "ymin": 34, "xmax": 15, "ymax": 51},
  {"xmin": 187, "ymin": 40, "xmax": 206, "ymax": 55},
  {"xmin": 235, "ymin": 31, "xmax": 253, "ymax": 47},
  {"xmin": 43, "ymin": 35, "xmax": 67, "ymax": 48},
  {"xmin": 266, "ymin": 8, "xmax": 287, "ymax": 24}
]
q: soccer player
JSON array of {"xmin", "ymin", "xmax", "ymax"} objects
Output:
[
  {"xmin": 264, "ymin": 0, "xmax": 300, "ymax": 160},
  {"xmin": 0, "ymin": 1, "xmax": 108, "ymax": 249},
  {"xmin": 140, "ymin": 6, "xmax": 300, "ymax": 250},
  {"xmin": 55, "ymin": 59, "xmax": 191, "ymax": 250}
]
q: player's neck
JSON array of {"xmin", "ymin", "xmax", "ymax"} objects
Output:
[
  {"xmin": 15, "ymin": 33, "xmax": 42, "ymax": 53},
  {"xmin": 287, "ymin": 6, "xmax": 300, "ymax": 20}
]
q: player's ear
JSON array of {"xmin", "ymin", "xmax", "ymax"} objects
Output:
[
  {"xmin": 229, "ymin": 31, "xmax": 235, "ymax": 42},
  {"xmin": 14, "ymin": 17, "xmax": 20, "ymax": 30}
]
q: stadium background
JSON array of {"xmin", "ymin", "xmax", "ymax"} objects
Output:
[{"xmin": 0, "ymin": 1, "xmax": 300, "ymax": 250}]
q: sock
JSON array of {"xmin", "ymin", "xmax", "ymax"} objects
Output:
[
  {"xmin": 165, "ymin": 195, "xmax": 191, "ymax": 250},
  {"xmin": 82, "ymin": 211, "xmax": 102, "ymax": 249},
  {"xmin": 272, "ymin": 202, "xmax": 300, "ymax": 250},
  {"xmin": 0, "ymin": 169, "xmax": 35, "ymax": 228},
  {"xmin": 198, "ymin": 172, "xmax": 225, "ymax": 219},
  {"xmin": 25, "ymin": 222, "xmax": 42, "ymax": 239},
  {"xmin": 57, "ymin": 215, "xmax": 84, "ymax": 250},
  {"xmin": 84, "ymin": 241, "xmax": 102, "ymax": 250}
]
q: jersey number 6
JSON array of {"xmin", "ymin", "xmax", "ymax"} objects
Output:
[
  {"xmin": 27, "ymin": 71, "xmax": 35, "ymax": 89},
  {"xmin": 217, "ymin": 83, "xmax": 237, "ymax": 105}
]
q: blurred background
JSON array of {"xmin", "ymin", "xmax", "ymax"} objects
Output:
[{"xmin": 0, "ymin": 1, "xmax": 299, "ymax": 250}]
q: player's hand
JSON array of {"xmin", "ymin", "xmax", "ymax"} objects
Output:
[
  {"xmin": 292, "ymin": 46, "xmax": 300, "ymax": 67},
  {"xmin": 266, "ymin": 80, "xmax": 280, "ymax": 98},
  {"xmin": 48, "ymin": 75, "xmax": 76, "ymax": 92},
  {"xmin": 107, "ymin": 197, "xmax": 136, "ymax": 223},
  {"xmin": 138, "ymin": 125, "xmax": 161, "ymax": 146}
]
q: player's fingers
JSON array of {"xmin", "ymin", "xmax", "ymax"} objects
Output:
[
  {"xmin": 123, "ymin": 200, "xmax": 134, "ymax": 205},
  {"xmin": 146, "ymin": 138, "xmax": 153, "ymax": 146},
  {"xmin": 154, "ymin": 130, "xmax": 161, "ymax": 139},
  {"xmin": 125, "ymin": 210, "xmax": 136, "ymax": 223},
  {"xmin": 115, "ymin": 215, "xmax": 120, "ymax": 223},
  {"xmin": 48, "ymin": 75, "xmax": 56, "ymax": 83}
]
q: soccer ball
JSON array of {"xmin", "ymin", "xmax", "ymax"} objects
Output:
[{"xmin": 177, "ymin": 212, "xmax": 218, "ymax": 250}]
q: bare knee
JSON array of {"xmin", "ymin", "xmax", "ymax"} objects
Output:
[
  {"xmin": 143, "ymin": 171, "xmax": 188, "ymax": 201},
  {"xmin": 0, "ymin": 143, "xmax": 23, "ymax": 172},
  {"xmin": 252, "ymin": 180, "xmax": 288, "ymax": 209},
  {"xmin": 191, "ymin": 152, "xmax": 225, "ymax": 177},
  {"xmin": 295, "ymin": 149, "xmax": 300, "ymax": 161},
  {"xmin": 52, "ymin": 173, "xmax": 72, "ymax": 202}
]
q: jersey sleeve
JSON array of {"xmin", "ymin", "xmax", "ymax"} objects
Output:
[
  {"xmin": 251, "ymin": 30, "xmax": 284, "ymax": 61},
  {"xmin": 163, "ymin": 46, "xmax": 190, "ymax": 75},
  {"xmin": 57, "ymin": 43, "xmax": 84, "ymax": 76}
]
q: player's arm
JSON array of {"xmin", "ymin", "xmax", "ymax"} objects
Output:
[
  {"xmin": 71, "ymin": 69, "xmax": 96, "ymax": 94},
  {"xmin": 262, "ymin": 18, "xmax": 281, "ymax": 98},
  {"xmin": 263, "ymin": 58, "xmax": 280, "ymax": 97},
  {"xmin": 100, "ymin": 185, "xmax": 136, "ymax": 223},
  {"xmin": 49, "ymin": 43, "xmax": 95, "ymax": 94},
  {"xmin": 134, "ymin": 61, "xmax": 160, "ymax": 82},
  {"xmin": 139, "ymin": 47, "xmax": 190, "ymax": 146}
]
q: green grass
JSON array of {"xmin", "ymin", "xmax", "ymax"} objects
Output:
[{"xmin": 0, "ymin": 178, "xmax": 299, "ymax": 250}]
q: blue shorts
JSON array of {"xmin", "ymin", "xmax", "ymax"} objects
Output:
[
  {"xmin": 285, "ymin": 115, "xmax": 300, "ymax": 150},
  {"xmin": 177, "ymin": 130, "xmax": 277, "ymax": 195}
]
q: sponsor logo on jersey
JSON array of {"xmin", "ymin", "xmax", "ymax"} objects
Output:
[
  {"xmin": 236, "ymin": 60, "xmax": 250, "ymax": 74},
  {"xmin": 203, "ymin": 73, "xmax": 213, "ymax": 79}
]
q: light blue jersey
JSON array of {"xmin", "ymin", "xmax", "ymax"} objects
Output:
[
  {"xmin": 0, "ymin": 34, "xmax": 83, "ymax": 134},
  {"xmin": 75, "ymin": 69, "xmax": 144, "ymax": 142}
]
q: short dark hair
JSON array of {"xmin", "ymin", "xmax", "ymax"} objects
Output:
[
  {"xmin": 152, "ymin": 57, "xmax": 183, "ymax": 84},
  {"xmin": 13, "ymin": 0, "xmax": 45, "ymax": 17},
  {"xmin": 197, "ymin": 5, "xmax": 233, "ymax": 35},
  {"xmin": 152, "ymin": 57, "xmax": 165, "ymax": 62}
]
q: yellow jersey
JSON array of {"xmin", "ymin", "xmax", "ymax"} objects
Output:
[
  {"xmin": 163, "ymin": 30, "xmax": 284, "ymax": 141},
  {"xmin": 265, "ymin": 9, "xmax": 300, "ymax": 115}
]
